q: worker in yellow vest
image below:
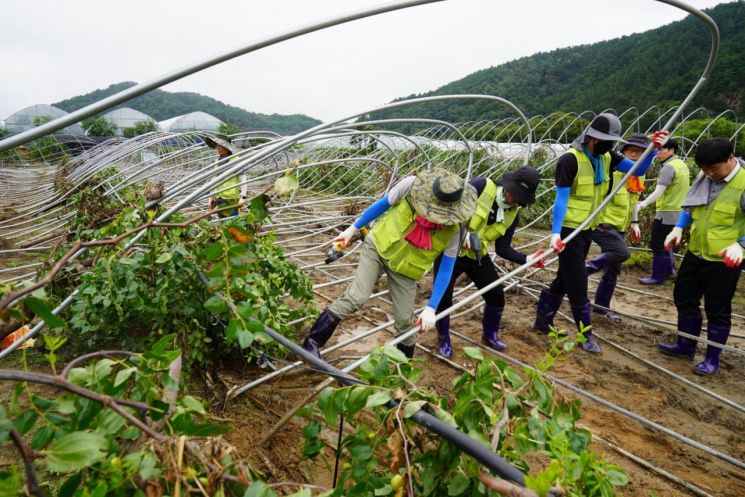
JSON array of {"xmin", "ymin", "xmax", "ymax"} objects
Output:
[
  {"xmin": 301, "ymin": 169, "xmax": 477, "ymax": 359},
  {"xmin": 432, "ymin": 167, "xmax": 545, "ymax": 358},
  {"xmin": 585, "ymin": 133, "xmax": 656, "ymax": 321},
  {"xmin": 661, "ymin": 138, "xmax": 745, "ymax": 375},
  {"xmin": 205, "ymin": 134, "xmax": 244, "ymax": 218},
  {"xmin": 534, "ymin": 113, "xmax": 664, "ymax": 353},
  {"xmin": 635, "ymin": 138, "xmax": 691, "ymax": 284}
]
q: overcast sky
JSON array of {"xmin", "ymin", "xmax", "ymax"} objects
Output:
[{"xmin": 0, "ymin": 0, "xmax": 725, "ymax": 123}]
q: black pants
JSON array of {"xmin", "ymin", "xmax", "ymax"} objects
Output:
[
  {"xmin": 649, "ymin": 219, "xmax": 674, "ymax": 257},
  {"xmin": 434, "ymin": 255, "xmax": 505, "ymax": 313},
  {"xmin": 674, "ymin": 251, "xmax": 741, "ymax": 327},
  {"xmin": 591, "ymin": 224, "xmax": 630, "ymax": 285},
  {"xmin": 549, "ymin": 227, "xmax": 594, "ymax": 306}
]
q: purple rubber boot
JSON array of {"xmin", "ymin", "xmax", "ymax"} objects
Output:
[
  {"xmin": 482, "ymin": 305, "xmax": 507, "ymax": 351},
  {"xmin": 593, "ymin": 279, "xmax": 622, "ymax": 322},
  {"xmin": 533, "ymin": 289, "xmax": 564, "ymax": 333},
  {"xmin": 436, "ymin": 315, "xmax": 452, "ymax": 358},
  {"xmin": 639, "ymin": 255, "xmax": 669, "ymax": 285},
  {"xmin": 571, "ymin": 302, "xmax": 601, "ymax": 354},
  {"xmin": 586, "ymin": 253, "xmax": 610, "ymax": 275},
  {"xmin": 694, "ymin": 324, "xmax": 730, "ymax": 375},
  {"xmin": 658, "ymin": 314, "xmax": 702, "ymax": 359}
]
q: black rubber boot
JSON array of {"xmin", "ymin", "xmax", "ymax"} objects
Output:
[{"xmin": 301, "ymin": 308, "xmax": 340, "ymax": 359}]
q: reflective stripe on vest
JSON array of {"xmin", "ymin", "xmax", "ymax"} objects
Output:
[
  {"xmin": 462, "ymin": 179, "xmax": 519, "ymax": 259},
  {"xmin": 369, "ymin": 198, "xmax": 460, "ymax": 280},
  {"xmin": 598, "ymin": 171, "xmax": 638, "ymax": 232},
  {"xmin": 655, "ymin": 158, "xmax": 690, "ymax": 212},
  {"xmin": 689, "ymin": 167, "xmax": 745, "ymax": 261},
  {"xmin": 217, "ymin": 157, "xmax": 241, "ymax": 200},
  {"xmin": 563, "ymin": 148, "xmax": 610, "ymax": 229}
]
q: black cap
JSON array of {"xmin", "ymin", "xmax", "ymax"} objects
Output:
[{"xmin": 496, "ymin": 166, "xmax": 541, "ymax": 206}]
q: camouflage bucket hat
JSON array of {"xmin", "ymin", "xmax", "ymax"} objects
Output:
[
  {"xmin": 203, "ymin": 133, "xmax": 237, "ymax": 154},
  {"xmin": 409, "ymin": 168, "xmax": 477, "ymax": 225}
]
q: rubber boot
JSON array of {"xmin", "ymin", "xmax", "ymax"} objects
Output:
[
  {"xmin": 571, "ymin": 302, "xmax": 601, "ymax": 354},
  {"xmin": 533, "ymin": 289, "xmax": 564, "ymax": 334},
  {"xmin": 396, "ymin": 342, "xmax": 415, "ymax": 359},
  {"xmin": 658, "ymin": 314, "xmax": 702, "ymax": 359},
  {"xmin": 694, "ymin": 324, "xmax": 730, "ymax": 375},
  {"xmin": 482, "ymin": 305, "xmax": 507, "ymax": 351},
  {"xmin": 436, "ymin": 315, "xmax": 452, "ymax": 358},
  {"xmin": 301, "ymin": 308, "xmax": 340, "ymax": 359},
  {"xmin": 585, "ymin": 253, "xmax": 610, "ymax": 275},
  {"xmin": 667, "ymin": 251, "xmax": 677, "ymax": 279},
  {"xmin": 593, "ymin": 279, "xmax": 622, "ymax": 322},
  {"xmin": 639, "ymin": 255, "xmax": 669, "ymax": 285}
]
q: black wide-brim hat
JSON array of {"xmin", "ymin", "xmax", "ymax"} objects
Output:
[{"xmin": 496, "ymin": 166, "xmax": 541, "ymax": 206}]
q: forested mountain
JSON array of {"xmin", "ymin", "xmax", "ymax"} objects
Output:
[
  {"xmin": 54, "ymin": 82, "xmax": 321, "ymax": 134},
  {"xmin": 372, "ymin": 2, "xmax": 745, "ymax": 130}
]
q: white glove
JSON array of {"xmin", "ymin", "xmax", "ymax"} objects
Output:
[
  {"xmin": 550, "ymin": 234, "xmax": 565, "ymax": 253},
  {"xmin": 719, "ymin": 242, "xmax": 744, "ymax": 268},
  {"xmin": 526, "ymin": 249, "xmax": 546, "ymax": 269},
  {"xmin": 416, "ymin": 306, "xmax": 437, "ymax": 333},
  {"xmin": 333, "ymin": 225, "xmax": 359, "ymax": 248},
  {"xmin": 463, "ymin": 232, "xmax": 472, "ymax": 250},
  {"xmin": 651, "ymin": 130, "xmax": 670, "ymax": 149},
  {"xmin": 629, "ymin": 223, "xmax": 641, "ymax": 243},
  {"xmin": 664, "ymin": 227, "xmax": 683, "ymax": 251}
]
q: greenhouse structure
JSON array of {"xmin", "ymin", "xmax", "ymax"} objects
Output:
[
  {"xmin": 101, "ymin": 108, "xmax": 157, "ymax": 136},
  {"xmin": 3, "ymin": 104, "xmax": 84, "ymax": 135},
  {"xmin": 158, "ymin": 111, "xmax": 223, "ymax": 132}
]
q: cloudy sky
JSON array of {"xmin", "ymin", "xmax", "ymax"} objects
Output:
[{"xmin": 1, "ymin": 0, "xmax": 725, "ymax": 123}]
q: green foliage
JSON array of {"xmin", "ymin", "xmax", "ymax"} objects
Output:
[
  {"xmin": 32, "ymin": 115, "xmax": 54, "ymax": 127},
  {"xmin": 0, "ymin": 337, "xmax": 262, "ymax": 496},
  {"xmin": 305, "ymin": 340, "xmax": 628, "ymax": 497},
  {"xmin": 122, "ymin": 119, "xmax": 158, "ymax": 138},
  {"xmin": 82, "ymin": 117, "xmax": 118, "ymax": 137},
  {"xmin": 25, "ymin": 136, "xmax": 69, "ymax": 162},
  {"xmin": 370, "ymin": 2, "xmax": 745, "ymax": 131},
  {"xmin": 218, "ymin": 121, "xmax": 241, "ymax": 135},
  {"xmin": 54, "ymin": 82, "xmax": 321, "ymax": 134}
]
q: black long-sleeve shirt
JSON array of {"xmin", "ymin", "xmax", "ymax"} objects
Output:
[{"xmin": 470, "ymin": 177, "xmax": 527, "ymax": 264}]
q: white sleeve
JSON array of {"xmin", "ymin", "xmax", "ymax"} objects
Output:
[
  {"xmin": 385, "ymin": 176, "xmax": 417, "ymax": 205},
  {"xmin": 638, "ymin": 184, "xmax": 667, "ymax": 209}
]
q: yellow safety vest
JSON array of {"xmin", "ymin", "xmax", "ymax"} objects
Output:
[
  {"xmin": 689, "ymin": 168, "xmax": 745, "ymax": 261},
  {"xmin": 563, "ymin": 148, "xmax": 610, "ymax": 230},
  {"xmin": 656, "ymin": 158, "xmax": 690, "ymax": 212},
  {"xmin": 369, "ymin": 198, "xmax": 460, "ymax": 280},
  {"xmin": 598, "ymin": 171, "xmax": 641, "ymax": 232},
  {"xmin": 216, "ymin": 156, "xmax": 241, "ymax": 200},
  {"xmin": 462, "ymin": 179, "xmax": 519, "ymax": 259}
]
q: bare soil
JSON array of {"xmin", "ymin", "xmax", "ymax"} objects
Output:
[{"xmin": 220, "ymin": 238, "xmax": 745, "ymax": 497}]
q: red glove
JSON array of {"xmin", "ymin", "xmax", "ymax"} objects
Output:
[
  {"xmin": 527, "ymin": 249, "xmax": 546, "ymax": 269},
  {"xmin": 208, "ymin": 197, "xmax": 216, "ymax": 210},
  {"xmin": 550, "ymin": 234, "xmax": 565, "ymax": 253},
  {"xmin": 651, "ymin": 130, "xmax": 670, "ymax": 149},
  {"xmin": 629, "ymin": 223, "xmax": 641, "ymax": 243}
]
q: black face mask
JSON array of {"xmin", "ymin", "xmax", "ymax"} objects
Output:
[{"xmin": 594, "ymin": 141, "xmax": 613, "ymax": 155}]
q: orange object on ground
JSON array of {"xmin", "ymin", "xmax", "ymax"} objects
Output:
[{"xmin": 0, "ymin": 325, "xmax": 34, "ymax": 349}]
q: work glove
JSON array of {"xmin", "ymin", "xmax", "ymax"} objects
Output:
[
  {"xmin": 416, "ymin": 306, "xmax": 437, "ymax": 333},
  {"xmin": 550, "ymin": 234, "xmax": 565, "ymax": 253},
  {"xmin": 664, "ymin": 227, "xmax": 683, "ymax": 251},
  {"xmin": 651, "ymin": 130, "xmax": 670, "ymax": 149},
  {"xmin": 208, "ymin": 197, "xmax": 216, "ymax": 210},
  {"xmin": 719, "ymin": 242, "xmax": 744, "ymax": 268},
  {"xmin": 333, "ymin": 225, "xmax": 359, "ymax": 248},
  {"xmin": 629, "ymin": 223, "xmax": 641, "ymax": 243},
  {"xmin": 463, "ymin": 232, "xmax": 472, "ymax": 250},
  {"xmin": 526, "ymin": 249, "xmax": 547, "ymax": 269}
]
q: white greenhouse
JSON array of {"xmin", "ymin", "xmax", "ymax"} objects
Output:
[
  {"xmin": 3, "ymin": 104, "xmax": 84, "ymax": 135},
  {"xmin": 102, "ymin": 108, "xmax": 157, "ymax": 136},
  {"xmin": 158, "ymin": 111, "xmax": 224, "ymax": 132}
]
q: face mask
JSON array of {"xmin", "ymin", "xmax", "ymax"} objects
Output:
[
  {"xmin": 495, "ymin": 187, "xmax": 511, "ymax": 209},
  {"xmin": 594, "ymin": 141, "xmax": 613, "ymax": 155}
]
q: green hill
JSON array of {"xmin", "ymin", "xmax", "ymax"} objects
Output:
[
  {"xmin": 54, "ymin": 82, "xmax": 321, "ymax": 134},
  {"xmin": 372, "ymin": 1, "xmax": 745, "ymax": 132}
]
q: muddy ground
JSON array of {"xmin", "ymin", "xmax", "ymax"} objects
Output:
[{"xmin": 219, "ymin": 232, "xmax": 745, "ymax": 497}]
